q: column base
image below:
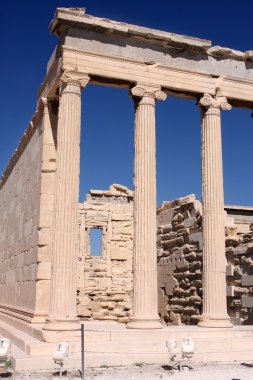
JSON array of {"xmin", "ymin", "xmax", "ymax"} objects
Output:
[
  {"xmin": 127, "ymin": 318, "xmax": 163, "ymax": 329},
  {"xmin": 198, "ymin": 316, "xmax": 233, "ymax": 328},
  {"xmin": 42, "ymin": 319, "xmax": 81, "ymax": 342}
]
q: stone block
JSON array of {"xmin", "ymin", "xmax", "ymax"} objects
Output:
[
  {"xmin": 111, "ymin": 309, "xmax": 126, "ymax": 317},
  {"xmin": 183, "ymin": 217, "xmax": 197, "ymax": 228},
  {"xmin": 98, "ymin": 277, "xmax": 111, "ymax": 289},
  {"xmin": 242, "ymin": 296, "xmax": 253, "ymax": 308},
  {"xmin": 38, "ymin": 228, "xmax": 53, "ymax": 246},
  {"xmin": 77, "ymin": 305, "xmax": 91, "ymax": 317},
  {"xmin": 41, "ymin": 144, "xmax": 56, "ymax": 163},
  {"xmin": 225, "ymin": 236, "xmax": 240, "ymax": 248},
  {"xmin": 111, "ymin": 213, "xmax": 132, "ymax": 221},
  {"xmin": 227, "ymin": 286, "xmax": 234, "ymax": 297},
  {"xmin": 242, "ymin": 273, "xmax": 253, "ymax": 286},
  {"xmin": 36, "ymin": 262, "xmax": 51, "ymax": 280},
  {"xmin": 40, "ymin": 172, "xmax": 55, "ymax": 195},
  {"xmin": 110, "ymin": 293, "xmax": 125, "ymax": 301},
  {"xmin": 37, "ymin": 246, "xmax": 50, "ymax": 262},
  {"xmin": 35, "ymin": 279, "xmax": 50, "ymax": 313},
  {"xmin": 162, "ymin": 236, "xmax": 185, "ymax": 249},
  {"xmin": 38, "ymin": 211, "xmax": 54, "ymax": 228},
  {"xmin": 247, "ymin": 243, "xmax": 253, "ymax": 253},
  {"xmin": 110, "ymin": 246, "xmax": 132, "ymax": 260},
  {"xmin": 226, "ymin": 265, "xmax": 234, "ymax": 276},
  {"xmin": 189, "ymin": 232, "xmax": 203, "ymax": 250},
  {"xmin": 40, "ymin": 194, "xmax": 55, "ymax": 211}
]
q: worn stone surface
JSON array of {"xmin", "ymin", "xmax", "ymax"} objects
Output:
[
  {"xmin": 0, "ymin": 100, "xmax": 55, "ymax": 323},
  {"xmin": 157, "ymin": 195, "xmax": 253, "ymax": 326},
  {"xmin": 78, "ymin": 184, "xmax": 133, "ymax": 323},
  {"xmin": 157, "ymin": 195, "xmax": 203, "ymax": 325}
]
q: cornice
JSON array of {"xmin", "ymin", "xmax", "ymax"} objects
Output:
[
  {"xmin": 50, "ymin": 8, "xmax": 253, "ymax": 62},
  {"xmin": 50, "ymin": 8, "xmax": 211, "ymax": 53}
]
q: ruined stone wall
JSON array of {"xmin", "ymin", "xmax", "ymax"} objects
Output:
[
  {"xmin": 226, "ymin": 224, "xmax": 253, "ymax": 324},
  {"xmin": 157, "ymin": 195, "xmax": 203, "ymax": 325},
  {"xmin": 157, "ymin": 195, "xmax": 253, "ymax": 325},
  {"xmin": 78, "ymin": 184, "xmax": 133, "ymax": 322},
  {"xmin": 0, "ymin": 104, "xmax": 57, "ymax": 323}
]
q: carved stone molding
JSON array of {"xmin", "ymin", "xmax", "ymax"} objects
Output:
[{"xmin": 199, "ymin": 93, "xmax": 232, "ymax": 111}]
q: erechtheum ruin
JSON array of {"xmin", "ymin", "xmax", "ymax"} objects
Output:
[{"xmin": 0, "ymin": 7, "xmax": 253, "ymax": 370}]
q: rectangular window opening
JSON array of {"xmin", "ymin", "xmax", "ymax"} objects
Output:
[{"xmin": 90, "ymin": 227, "xmax": 103, "ymax": 257}]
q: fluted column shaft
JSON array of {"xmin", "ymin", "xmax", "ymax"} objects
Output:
[
  {"xmin": 198, "ymin": 93, "xmax": 232, "ymax": 328},
  {"xmin": 43, "ymin": 71, "xmax": 89, "ymax": 336},
  {"xmin": 127, "ymin": 84, "xmax": 166, "ymax": 329}
]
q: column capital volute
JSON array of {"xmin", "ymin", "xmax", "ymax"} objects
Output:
[
  {"xmin": 198, "ymin": 93, "xmax": 232, "ymax": 111},
  {"xmin": 131, "ymin": 83, "xmax": 167, "ymax": 101},
  {"xmin": 60, "ymin": 70, "xmax": 90, "ymax": 90}
]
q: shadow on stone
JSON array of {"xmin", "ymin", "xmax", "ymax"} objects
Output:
[
  {"xmin": 241, "ymin": 362, "xmax": 253, "ymax": 367},
  {"xmin": 52, "ymin": 370, "xmax": 68, "ymax": 376}
]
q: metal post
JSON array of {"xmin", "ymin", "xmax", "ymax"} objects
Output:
[
  {"xmin": 60, "ymin": 362, "xmax": 63, "ymax": 377},
  {"xmin": 81, "ymin": 323, "xmax": 84, "ymax": 379}
]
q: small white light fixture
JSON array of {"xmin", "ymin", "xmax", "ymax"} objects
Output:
[
  {"xmin": 166, "ymin": 339, "xmax": 179, "ymax": 360},
  {"xmin": 166, "ymin": 338, "xmax": 195, "ymax": 372},
  {"xmin": 182, "ymin": 338, "xmax": 195, "ymax": 359},
  {"xmin": 53, "ymin": 342, "xmax": 69, "ymax": 377},
  {"xmin": 0, "ymin": 338, "xmax": 11, "ymax": 370}
]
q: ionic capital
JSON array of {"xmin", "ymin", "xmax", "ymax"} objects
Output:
[
  {"xmin": 40, "ymin": 97, "xmax": 49, "ymax": 113},
  {"xmin": 199, "ymin": 93, "xmax": 232, "ymax": 111},
  {"xmin": 60, "ymin": 71, "xmax": 90, "ymax": 94},
  {"xmin": 131, "ymin": 83, "xmax": 166, "ymax": 105}
]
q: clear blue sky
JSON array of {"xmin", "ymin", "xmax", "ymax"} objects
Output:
[{"xmin": 1, "ymin": 1, "xmax": 252, "ymax": 206}]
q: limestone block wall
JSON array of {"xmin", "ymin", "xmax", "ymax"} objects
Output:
[
  {"xmin": 157, "ymin": 195, "xmax": 203, "ymax": 325},
  {"xmin": 78, "ymin": 184, "xmax": 133, "ymax": 322},
  {"xmin": 0, "ymin": 102, "xmax": 57, "ymax": 323},
  {"xmin": 226, "ymin": 225, "xmax": 253, "ymax": 324},
  {"xmin": 157, "ymin": 195, "xmax": 253, "ymax": 325}
]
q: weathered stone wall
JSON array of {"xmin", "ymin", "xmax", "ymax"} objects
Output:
[
  {"xmin": 78, "ymin": 184, "xmax": 133, "ymax": 322},
  {"xmin": 226, "ymin": 224, "xmax": 253, "ymax": 325},
  {"xmin": 0, "ymin": 103, "xmax": 57, "ymax": 323},
  {"xmin": 157, "ymin": 195, "xmax": 203, "ymax": 325},
  {"xmin": 0, "ymin": 120, "xmax": 43, "ymax": 321},
  {"xmin": 157, "ymin": 195, "xmax": 253, "ymax": 326}
]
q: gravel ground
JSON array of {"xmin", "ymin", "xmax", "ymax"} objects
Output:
[{"xmin": 2, "ymin": 363, "xmax": 253, "ymax": 380}]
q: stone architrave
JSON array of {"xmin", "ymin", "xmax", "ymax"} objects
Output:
[
  {"xmin": 198, "ymin": 93, "xmax": 233, "ymax": 328},
  {"xmin": 42, "ymin": 71, "xmax": 90, "ymax": 341},
  {"xmin": 127, "ymin": 84, "xmax": 166, "ymax": 329}
]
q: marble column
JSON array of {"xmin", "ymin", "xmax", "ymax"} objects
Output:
[
  {"xmin": 198, "ymin": 93, "xmax": 233, "ymax": 328},
  {"xmin": 127, "ymin": 84, "xmax": 166, "ymax": 329},
  {"xmin": 42, "ymin": 71, "xmax": 90, "ymax": 340}
]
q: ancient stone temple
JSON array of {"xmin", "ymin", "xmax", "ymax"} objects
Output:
[{"xmin": 0, "ymin": 7, "xmax": 253, "ymax": 370}]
